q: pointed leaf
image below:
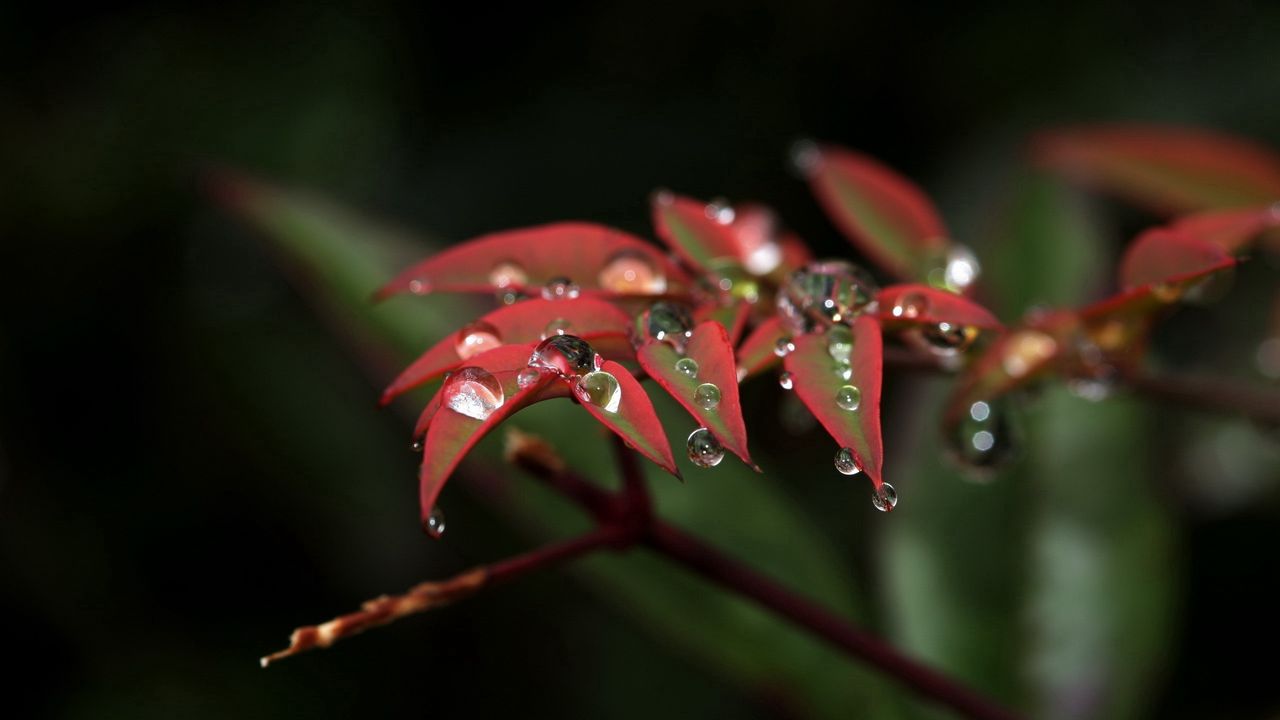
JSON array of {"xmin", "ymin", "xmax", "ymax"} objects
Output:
[
  {"xmin": 376, "ymin": 222, "xmax": 691, "ymax": 300},
  {"xmin": 802, "ymin": 144, "xmax": 949, "ymax": 281},
  {"xmin": 875, "ymin": 284, "xmax": 1003, "ymax": 330},
  {"xmin": 1169, "ymin": 204, "xmax": 1280, "ymax": 254},
  {"xmin": 736, "ymin": 316, "xmax": 787, "ymax": 380},
  {"xmin": 1118, "ymin": 227, "xmax": 1236, "ymax": 291},
  {"xmin": 638, "ymin": 321, "xmax": 754, "ymax": 468},
  {"xmin": 941, "ymin": 320, "xmax": 1069, "ymax": 432},
  {"xmin": 693, "ymin": 301, "xmax": 751, "ymax": 345},
  {"xmin": 1033, "ymin": 125, "xmax": 1280, "ymax": 214},
  {"xmin": 651, "ymin": 192, "xmax": 749, "ymax": 272},
  {"xmin": 382, "ymin": 298, "xmax": 635, "ymax": 404},
  {"xmin": 783, "ymin": 316, "xmax": 884, "ymax": 488},
  {"xmin": 577, "ymin": 360, "xmax": 679, "ymax": 477}
]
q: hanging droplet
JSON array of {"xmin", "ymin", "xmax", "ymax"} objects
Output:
[
  {"xmin": 826, "ymin": 324, "xmax": 854, "ymax": 363},
  {"xmin": 947, "ymin": 396, "xmax": 1018, "ymax": 471},
  {"xmin": 599, "ymin": 250, "xmax": 667, "ymax": 294},
  {"xmin": 528, "ymin": 335, "xmax": 600, "ymax": 379},
  {"xmin": 778, "ymin": 371, "xmax": 794, "ymax": 390},
  {"xmin": 441, "ymin": 367, "xmax": 506, "ymax": 420},
  {"xmin": 835, "ymin": 385, "xmax": 862, "ymax": 412},
  {"xmin": 921, "ymin": 322, "xmax": 978, "ymax": 354},
  {"xmin": 675, "ymin": 357, "xmax": 699, "ymax": 378},
  {"xmin": 454, "ymin": 320, "xmax": 502, "ymax": 360},
  {"xmin": 777, "ymin": 260, "xmax": 878, "ymax": 334},
  {"xmin": 1001, "ymin": 330, "xmax": 1058, "ymax": 378},
  {"xmin": 774, "ymin": 337, "xmax": 795, "ymax": 357},
  {"xmin": 694, "ymin": 383, "xmax": 722, "ymax": 410},
  {"xmin": 541, "ymin": 277, "xmax": 580, "ymax": 300},
  {"xmin": 834, "ymin": 447, "xmax": 861, "ymax": 475},
  {"xmin": 705, "ymin": 198, "xmax": 736, "ymax": 225},
  {"xmin": 411, "ymin": 438, "xmax": 424, "ymax": 452},
  {"xmin": 541, "ymin": 317, "xmax": 572, "ymax": 340},
  {"xmin": 423, "ymin": 506, "xmax": 447, "ymax": 538},
  {"xmin": 489, "ymin": 260, "xmax": 528, "ymax": 289},
  {"xmin": 686, "ymin": 427, "xmax": 725, "ymax": 468},
  {"xmin": 891, "ymin": 291, "xmax": 929, "ymax": 319},
  {"xmin": 639, "ymin": 302, "xmax": 694, "ymax": 350},
  {"xmin": 872, "ymin": 483, "xmax": 898, "ymax": 512},
  {"xmin": 517, "ymin": 367, "xmax": 543, "ymax": 389},
  {"xmin": 408, "ymin": 279, "xmax": 430, "ymax": 295},
  {"xmin": 575, "ymin": 370, "xmax": 622, "ymax": 413}
]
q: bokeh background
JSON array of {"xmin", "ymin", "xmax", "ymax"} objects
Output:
[{"xmin": 3, "ymin": 1, "xmax": 1279, "ymax": 718}]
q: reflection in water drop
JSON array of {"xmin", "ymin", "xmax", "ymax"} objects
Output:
[
  {"xmin": 834, "ymin": 447, "xmax": 861, "ymax": 475},
  {"xmin": 455, "ymin": 320, "xmax": 502, "ymax": 360},
  {"xmin": 694, "ymin": 383, "xmax": 722, "ymax": 410},
  {"xmin": 489, "ymin": 261, "xmax": 528, "ymax": 289},
  {"xmin": 542, "ymin": 317, "xmax": 572, "ymax": 340},
  {"xmin": 529, "ymin": 335, "xmax": 600, "ymax": 379},
  {"xmin": 675, "ymin": 357, "xmax": 699, "ymax": 378},
  {"xmin": 922, "ymin": 322, "xmax": 977, "ymax": 354},
  {"xmin": 442, "ymin": 367, "xmax": 506, "ymax": 420},
  {"xmin": 423, "ymin": 507, "xmax": 447, "ymax": 539},
  {"xmin": 517, "ymin": 367, "xmax": 543, "ymax": 389},
  {"xmin": 686, "ymin": 428, "xmax": 725, "ymax": 468},
  {"xmin": 777, "ymin": 260, "xmax": 878, "ymax": 333},
  {"xmin": 774, "ymin": 337, "xmax": 795, "ymax": 357},
  {"xmin": 576, "ymin": 371, "xmax": 622, "ymax": 413},
  {"xmin": 541, "ymin": 277, "xmax": 580, "ymax": 300},
  {"xmin": 826, "ymin": 325, "xmax": 854, "ymax": 363},
  {"xmin": 872, "ymin": 483, "xmax": 898, "ymax": 512},
  {"xmin": 835, "ymin": 385, "xmax": 862, "ymax": 412},
  {"xmin": 892, "ymin": 292, "xmax": 929, "ymax": 319},
  {"xmin": 778, "ymin": 371, "xmax": 794, "ymax": 390},
  {"xmin": 640, "ymin": 302, "xmax": 694, "ymax": 350}
]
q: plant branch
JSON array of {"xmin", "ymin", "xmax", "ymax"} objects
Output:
[{"xmin": 1124, "ymin": 369, "xmax": 1280, "ymax": 426}]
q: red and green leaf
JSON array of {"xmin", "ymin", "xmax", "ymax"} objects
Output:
[
  {"xmin": 1033, "ymin": 125, "xmax": 1280, "ymax": 214},
  {"xmin": 802, "ymin": 144, "xmax": 949, "ymax": 281},
  {"xmin": 1168, "ymin": 205, "xmax": 1280, "ymax": 254},
  {"xmin": 783, "ymin": 316, "xmax": 884, "ymax": 488},
  {"xmin": 637, "ymin": 321, "xmax": 755, "ymax": 468},
  {"xmin": 376, "ymin": 222, "xmax": 691, "ymax": 300},
  {"xmin": 1118, "ymin": 227, "xmax": 1236, "ymax": 291},
  {"xmin": 694, "ymin": 301, "xmax": 751, "ymax": 345},
  {"xmin": 875, "ymin": 284, "xmax": 1003, "ymax": 330},
  {"xmin": 736, "ymin": 316, "xmax": 788, "ymax": 380},
  {"xmin": 382, "ymin": 298, "xmax": 635, "ymax": 405},
  {"xmin": 576, "ymin": 360, "xmax": 680, "ymax": 477},
  {"xmin": 651, "ymin": 192, "xmax": 741, "ymax": 271}
]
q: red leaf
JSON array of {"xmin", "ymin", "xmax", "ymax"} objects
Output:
[
  {"xmin": 376, "ymin": 222, "xmax": 691, "ymax": 300},
  {"xmin": 577, "ymin": 360, "xmax": 680, "ymax": 477},
  {"xmin": 651, "ymin": 194, "xmax": 800, "ymax": 279},
  {"xmin": 1118, "ymin": 227, "xmax": 1236, "ymax": 291},
  {"xmin": 637, "ymin": 321, "xmax": 755, "ymax": 468},
  {"xmin": 651, "ymin": 192, "xmax": 741, "ymax": 271},
  {"xmin": 1033, "ymin": 125, "xmax": 1280, "ymax": 214},
  {"xmin": 693, "ymin": 301, "xmax": 751, "ymax": 345},
  {"xmin": 783, "ymin": 316, "xmax": 884, "ymax": 488},
  {"xmin": 736, "ymin": 316, "xmax": 788, "ymax": 380},
  {"xmin": 382, "ymin": 298, "xmax": 636, "ymax": 405},
  {"xmin": 942, "ymin": 320, "xmax": 1067, "ymax": 431},
  {"xmin": 801, "ymin": 144, "xmax": 949, "ymax": 281},
  {"xmin": 875, "ymin": 284, "xmax": 1003, "ymax": 330},
  {"xmin": 1169, "ymin": 205, "xmax": 1280, "ymax": 254}
]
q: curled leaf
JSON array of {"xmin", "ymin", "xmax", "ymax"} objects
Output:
[
  {"xmin": 638, "ymin": 321, "xmax": 755, "ymax": 468},
  {"xmin": 875, "ymin": 284, "xmax": 1003, "ymax": 330},
  {"xmin": 576, "ymin": 360, "xmax": 680, "ymax": 477},
  {"xmin": 377, "ymin": 222, "xmax": 690, "ymax": 300},
  {"xmin": 801, "ymin": 144, "xmax": 949, "ymax": 281},
  {"xmin": 783, "ymin": 316, "xmax": 884, "ymax": 488},
  {"xmin": 736, "ymin": 316, "xmax": 788, "ymax": 380}
]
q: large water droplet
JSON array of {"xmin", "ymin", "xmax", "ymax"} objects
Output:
[
  {"xmin": 455, "ymin": 320, "xmax": 502, "ymax": 360},
  {"xmin": 423, "ymin": 506, "xmax": 447, "ymax": 538},
  {"xmin": 528, "ymin": 335, "xmax": 600, "ymax": 379},
  {"xmin": 640, "ymin": 302, "xmax": 694, "ymax": 349},
  {"xmin": 576, "ymin": 370, "xmax": 622, "ymax": 413},
  {"xmin": 1001, "ymin": 330, "xmax": 1058, "ymax": 378},
  {"xmin": 834, "ymin": 447, "xmax": 861, "ymax": 475},
  {"xmin": 947, "ymin": 397, "xmax": 1018, "ymax": 471},
  {"xmin": 835, "ymin": 385, "xmax": 862, "ymax": 412},
  {"xmin": 686, "ymin": 428, "xmax": 724, "ymax": 468},
  {"xmin": 921, "ymin": 322, "xmax": 977, "ymax": 355},
  {"xmin": 891, "ymin": 292, "xmax": 929, "ymax": 319},
  {"xmin": 872, "ymin": 483, "xmax": 898, "ymax": 512},
  {"xmin": 675, "ymin": 357, "xmax": 699, "ymax": 378},
  {"xmin": 542, "ymin": 317, "xmax": 572, "ymax": 340},
  {"xmin": 599, "ymin": 250, "xmax": 667, "ymax": 294},
  {"xmin": 774, "ymin": 337, "xmax": 795, "ymax": 357},
  {"xmin": 826, "ymin": 324, "xmax": 854, "ymax": 363},
  {"xmin": 541, "ymin": 277, "xmax": 580, "ymax": 300},
  {"xmin": 489, "ymin": 261, "xmax": 528, "ymax": 289},
  {"xmin": 778, "ymin": 371, "xmax": 794, "ymax": 390},
  {"xmin": 777, "ymin": 260, "xmax": 878, "ymax": 334},
  {"xmin": 517, "ymin": 367, "xmax": 543, "ymax": 389},
  {"xmin": 441, "ymin": 367, "xmax": 506, "ymax": 420},
  {"xmin": 694, "ymin": 383, "xmax": 722, "ymax": 410}
]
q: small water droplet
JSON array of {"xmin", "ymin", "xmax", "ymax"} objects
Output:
[
  {"xmin": 1001, "ymin": 330, "xmax": 1058, "ymax": 378},
  {"xmin": 675, "ymin": 357, "xmax": 699, "ymax": 378},
  {"xmin": 872, "ymin": 483, "xmax": 898, "ymax": 512},
  {"xmin": 496, "ymin": 289, "xmax": 521, "ymax": 305},
  {"xmin": 455, "ymin": 320, "xmax": 502, "ymax": 360},
  {"xmin": 947, "ymin": 396, "xmax": 1018, "ymax": 472},
  {"xmin": 488, "ymin": 260, "xmax": 527, "ymax": 289},
  {"xmin": 694, "ymin": 383, "xmax": 722, "ymax": 410},
  {"xmin": 833, "ymin": 363, "xmax": 853, "ymax": 381},
  {"xmin": 575, "ymin": 370, "xmax": 622, "ymax": 413},
  {"xmin": 408, "ymin": 279, "xmax": 430, "ymax": 295},
  {"xmin": 541, "ymin": 317, "xmax": 572, "ymax": 340},
  {"xmin": 774, "ymin": 337, "xmax": 795, "ymax": 357},
  {"xmin": 892, "ymin": 291, "xmax": 929, "ymax": 319},
  {"xmin": 788, "ymin": 139, "xmax": 822, "ymax": 178},
  {"xmin": 705, "ymin": 197, "xmax": 736, "ymax": 224},
  {"xmin": 777, "ymin": 260, "xmax": 878, "ymax": 334},
  {"xmin": 423, "ymin": 507, "xmax": 447, "ymax": 538},
  {"xmin": 640, "ymin": 302, "xmax": 694, "ymax": 350},
  {"xmin": 411, "ymin": 438, "xmax": 424, "ymax": 452},
  {"xmin": 441, "ymin": 367, "xmax": 506, "ymax": 420},
  {"xmin": 686, "ymin": 427, "xmax": 724, "ymax": 468},
  {"xmin": 921, "ymin": 322, "xmax": 978, "ymax": 355},
  {"xmin": 599, "ymin": 250, "xmax": 667, "ymax": 294},
  {"xmin": 541, "ymin": 277, "xmax": 580, "ymax": 300},
  {"xmin": 517, "ymin": 367, "xmax": 543, "ymax": 389},
  {"xmin": 778, "ymin": 371, "xmax": 794, "ymax": 390},
  {"xmin": 834, "ymin": 447, "xmax": 861, "ymax": 475},
  {"xmin": 835, "ymin": 385, "xmax": 861, "ymax": 412},
  {"xmin": 528, "ymin": 335, "xmax": 600, "ymax": 379},
  {"xmin": 826, "ymin": 324, "xmax": 854, "ymax": 363}
]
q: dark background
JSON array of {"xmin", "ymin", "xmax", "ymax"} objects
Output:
[{"xmin": 3, "ymin": 2, "xmax": 1279, "ymax": 718}]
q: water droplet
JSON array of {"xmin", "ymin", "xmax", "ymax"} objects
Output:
[
  {"xmin": 947, "ymin": 396, "xmax": 1018, "ymax": 471},
  {"xmin": 541, "ymin": 317, "xmax": 572, "ymax": 340},
  {"xmin": 921, "ymin": 322, "xmax": 978, "ymax": 355},
  {"xmin": 541, "ymin": 277, "xmax": 580, "ymax": 300},
  {"xmin": 640, "ymin": 302, "xmax": 694, "ymax": 350},
  {"xmin": 411, "ymin": 438, "xmax": 424, "ymax": 452},
  {"xmin": 891, "ymin": 291, "xmax": 929, "ymax": 319},
  {"xmin": 686, "ymin": 428, "xmax": 724, "ymax": 468},
  {"xmin": 835, "ymin": 385, "xmax": 861, "ymax": 412},
  {"xmin": 441, "ymin": 367, "xmax": 506, "ymax": 420},
  {"xmin": 455, "ymin": 320, "xmax": 502, "ymax": 360},
  {"xmin": 599, "ymin": 250, "xmax": 667, "ymax": 294},
  {"xmin": 575, "ymin": 370, "xmax": 622, "ymax": 413},
  {"xmin": 675, "ymin": 357, "xmax": 699, "ymax": 378},
  {"xmin": 423, "ymin": 507, "xmax": 447, "ymax": 538},
  {"xmin": 694, "ymin": 383, "xmax": 722, "ymax": 410},
  {"xmin": 488, "ymin": 261, "xmax": 527, "ymax": 289},
  {"xmin": 788, "ymin": 139, "xmax": 822, "ymax": 178},
  {"xmin": 833, "ymin": 363, "xmax": 853, "ymax": 381},
  {"xmin": 969, "ymin": 401, "xmax": 990, "ymax": 422},
  {"xmin": 777, "ymin": 260, "xmax": 878, "ymax": 334},
  {"xmin": 774, "ymin": 337, "xmax": 795, "ymax": 357},
  {"xmin": 939, "ymin": 244, "xmax": 980, "ymax": 292},
  {"xmin": 517, "ymin": 367, "xmax": 543, "ymax": 389},
  {"xmin": 705, "ymin": 198, "xmax": 736, "ymax": 224},
  {"xmin": 778, "ymin": 371, "xmax": 794, "ymax": 390},
  {"xmin": 1001, "ymin": 330, "xmax": 1058, "ymax": 378},
  {"xmin": 834, "ymin": 447, "xmax": 861, "ymax": 475},
  {"xmin": 707, "ymin": 261, "xmax": 760, "ymax": 304},
  {"xmin": 826, "ymin": 324, "xmax": 854, "ymax": 363},
  {"xmin": 496, "ymin": 289, "xmax": 521, "ymax": 305},
  {"xmin": 408, "ymin": 279, "xmax": 430, "ymax": 295},
  {"xmin": 529, "ymin": 335, "xmax": 600, "ymax": 379},
  {"xmin": 872, "ymin": 483, "xmax": 898, "ymax": 512}
]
